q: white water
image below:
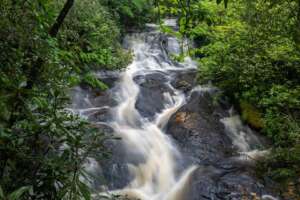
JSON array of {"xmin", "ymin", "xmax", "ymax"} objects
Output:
[
  {"xmin": 221, "ymin": 112, "xmax": 271, "ymax": 162},
  {"xmin": 71, "ymin": 21, "xmax": 277, "ymax": 200},
  {"xmin": 106, "ymin": 28, "xmax": 197, "ymax": 200}
]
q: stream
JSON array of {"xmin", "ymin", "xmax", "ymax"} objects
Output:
[{"xmin": 71, "ymin": 19, "xmax": 278, "ymax": 200}]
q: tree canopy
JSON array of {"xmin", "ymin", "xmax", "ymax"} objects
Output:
[{"xmin": 0, "ymin": 0, "xmax": 299, "ymax": 199}]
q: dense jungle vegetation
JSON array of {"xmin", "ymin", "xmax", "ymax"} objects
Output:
[
  {"xmin": 0, "ymin": 0, "xmax": 152, "ymax": 199},
  {"xmin": 0, "ymin": 0, "xmax": 299, "ymax": 199},
  {"xmin": 157, "ymin": 0, "xmax": 300, "ymax": 197}
]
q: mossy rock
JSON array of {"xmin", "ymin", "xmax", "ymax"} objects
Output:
[{"xmin": 240, "ymin": 101, "xmax": 264, "ymax": 129}]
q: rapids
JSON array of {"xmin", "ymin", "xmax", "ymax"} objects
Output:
[{"xmin": 71, "ymin": 19, "xmax": 278, "ymax": 200}]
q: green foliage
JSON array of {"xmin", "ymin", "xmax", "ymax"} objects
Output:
[
  {"xmin": 159, "ymin": 0, "xmax": 300, "ymax": 196},
  {"xmin": 83, "ymin": 73, "xmax": 108, "ymax": 90},
  {"xmin": 57, "ymin": 0, "xmax": 132, "ymax": 71},
  {"xmin": 101, "ymin": 0, "xmax": 155, "ymax": 30},
  {"xmin": 240, "ymin": 101, "xmax": 264, "ymax": 129},
  {"xmin": 0, "ymin": 0, "xmax": 151, "ymax": 199},
  {"xmin": 0, "ymin": 185, "xmax": 32, "ymax": 200},
  {"xmin": 182, "ymin": 0, "xmax": 300, "ymax": 194},
  {"xmin": 216, "ymin": 0, "xmax": 229, "ymax": 8}
]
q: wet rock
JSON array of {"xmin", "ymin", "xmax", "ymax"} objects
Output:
[
  {"xmin": 135, "ymin": 72, "xmax": 173, "ymax": 119},
  {"xmin": 71, "ymin": 22, "xmax": 277, "ymax": 199},
  {"xmin": 221, "ymin": 115, "xmax": 268, "ymax": 152},
  {"xmin": 167, "ymin": 89, "xmax": 274, "ymax": 199},
  {"xmin": 170, "ymin": 69, "xmax": 197, "ymax": 92},
  {"xmin": 71, "ymin": 84, "xmax": 118, "ymax": 110},
  {"xmin": 91, "ymin": 89, "xmax": 118, "ymax": 108},
  {"xmin": 165, "ymin": 37, "xmax": 181, "ymax": 55},
  {"xmin": 70, "ymin": 86, "xmax": 93, "ymax": 109},
  {"xmin": 95, "ymin": 70, "xmax": 121, "ymax": 87},
  {"xmin": 87, "ymin": 107, "xmax": 112, "ymax": 123},
  {"xmin": 70, "ymin": 86, "xmax": 117, "ymax": 123},
  {"xmin": 167, "ymin": 89, "xmax": 232, "ymax": 164},
  {"xmin": 134, "ymin": 69, "xmax": 199, "ymax": 119},
  {"xmin": 133, "ymin": 71, "xmax": 169, "ymax": 86},
  {"xmin": 92, "ymin": 124, "xmax": 133, "ymax": 190}
]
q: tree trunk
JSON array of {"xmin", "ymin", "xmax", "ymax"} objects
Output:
[
  {"xmin": 49, "ymin": 0, "xmax": 74, "ymax": 37},
  {"xmin": 25, "ymin": 0, "xmax": 75, "ymax": 89}
]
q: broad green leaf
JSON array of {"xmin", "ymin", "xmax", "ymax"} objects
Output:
[
  {"xmin": 0, "ymin": 186, "xmax": 4, "ymax": 199},
  {"xmin": 78, "ymin": 181, "xmax": 91, "ymax": 200},
  {"xmin": 8, "ymin": 186, "xmax": 31, "ymax": 200}
]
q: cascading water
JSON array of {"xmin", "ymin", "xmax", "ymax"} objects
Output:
[
  {"xmin": 71, "ymin": 19, "xmax": 278, "ymax": 200},
  {"xmin": 106, "ymin": 21, "xmax": 198, "ymax": 199}
]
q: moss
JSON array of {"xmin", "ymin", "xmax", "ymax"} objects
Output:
[{"xmin": 240, "ymin": 101, "xmax": 264, "ymax": 129}]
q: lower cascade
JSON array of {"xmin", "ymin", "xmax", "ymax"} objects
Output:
[
  {"xmin": 106, "ymin": 23, "xmax": 197, "ymax": 199},
  {"xmin": 71, "ymin": 20, "xmax": 278, "ymax": 200}
]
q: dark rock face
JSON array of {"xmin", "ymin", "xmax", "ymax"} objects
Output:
[
  {"xmin": 134, "ymin": 69, "xmax": 198, "ymax": 119},
  {"xmin": 167, "ymin": 90, "xmax": 232, "ymax": 164},
  {"xmin": 135, "ymin": 71, "xmax": 173, "ymax": 119},
  {"xmin": 73, "ymin": 68, "xmax": 276, "ymax": 198},
  {"xmin": 166, "ymin": 89, "xmax": 274, "ymax": 199},
  {"xmin": 71, "ymin": 25, "xmax": 278, "ymax": 199},
  {"xmin": 95, "ymin": 70, "xmax": 121, "ymax": 88},
  {"xmin": 189, "ymin": 167, "xmax": 266, "ymax": 200},
  {"xmin": 70, "ymin": 75, "xmax": 120, "ymax": 123},
  {"xmin": 170, "ymin": 69, "xmax": 198, "ymax": 92},
  {"xmin": 70, "ymin": 77, "xmax": 133, "ymax": 190},
  {"xmin": 85, "ymin": 124, "xmax": 133, "ymax": 190}
]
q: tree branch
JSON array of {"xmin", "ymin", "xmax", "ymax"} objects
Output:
[{"xmin": 49, "ymin": 0, "xmax": 74, "ymax": 37}]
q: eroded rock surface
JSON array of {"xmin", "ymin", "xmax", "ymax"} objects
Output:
[
  {"xmin": 166, "ymin": 88, "xmax": 274, "ymax": 199},
  {"xmin": 71, "ymin": 23, "xmax": 278, "ymax": 199}
]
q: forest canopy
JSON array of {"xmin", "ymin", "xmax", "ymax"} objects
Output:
[
  {"xmin": 157, "ymin": 0, "xmax": 300, "ymax": 197},
  {"xmin": 0, "ymin": 0, "xmax": 152, "ymax": 199},
  {"xmin": 0, "ymin": 0, "xmax": 299, "ymax": 199}
]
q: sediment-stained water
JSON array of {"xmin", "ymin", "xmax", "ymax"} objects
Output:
[{"xmin": 71, "ymin": 20, "xmax": 278, "ymax": 200}]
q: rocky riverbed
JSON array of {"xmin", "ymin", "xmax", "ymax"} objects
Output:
[{"xmin": 71, "ymin": 20, "xmax": 278, "ymax": 200}]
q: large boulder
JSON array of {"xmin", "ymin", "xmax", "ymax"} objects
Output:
[
  {"xmin": 170, "ymin": 69, "xmax": 198, "ymax": 92},
  {"xmin": 166, "ymin": 89, "xmax": 275, "ymax": 199},
  {"xmin": 83, "ymin": 124, "xmax": 133, "ymax": 191},
  {"xmin": 134, "ymin": 71, "xmax": 173, "ymax": 119},
  {"xmin": 167, "ymin": 89, "xmax": 232, "ymax": 164}
]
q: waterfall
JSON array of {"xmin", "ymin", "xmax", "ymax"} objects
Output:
[
  {"xmin": 71, "ymin": 20, "xmax": 278, "ymax": 200},
  {"xmin": 106, "ymin": 23, "xmax": 197, "ymax": 200}
]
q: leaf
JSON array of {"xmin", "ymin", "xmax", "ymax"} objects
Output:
[
  {"xmin": 121, "ymin": 6, "xmax": 134, "ymax": 18},
  {"xmin": 8, "ymin": 186, "xmax": 31, "ymax": 200},
  {"xmin": 78, "ymin": 181, "xmax": 91, "ymax": 200},
  {"xmin": 68, "ymin": 74, "xmax": 81, "ymax": 86},
  {"xmin": 132, "ymin": 0, "xmax": 146, "ymax": 12},
  {"xmin": 57, "ymin": 185, "xmax": 69, "ymax": 199},
  {"xmin": 83, "ymin": 73, "xmax": 108, "ymax": 90},
  {"xmin": 0, "ymin": 186, "xmax": 4, "ymax": 199},
  {"xmin": 32, "ymin": 97, "xmax": 48, "ymax": 109}
]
